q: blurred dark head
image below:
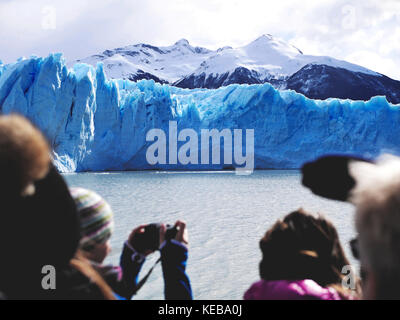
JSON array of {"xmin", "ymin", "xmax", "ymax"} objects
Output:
[
  {"xmin": 301, "ymin": 155, "xmax": 373, "ymax": 202},
  {"xmin": 259, "ymin": 209, "xmax": 355, "ymax": 292},
  {"xmin": 0, "ymin": 114, "xmax": 51, "ymax": 198},
  {"xmin": 0, "ymin": 165, "xmax": 80, "ymax": 299}
]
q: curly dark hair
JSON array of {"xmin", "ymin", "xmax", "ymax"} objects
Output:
[{"xmin": 259, "ymin": 208, "xmax": 361, "ymax": 298}]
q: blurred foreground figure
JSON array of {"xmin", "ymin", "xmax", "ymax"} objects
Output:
[
  {"xmin": 0, "ymin": 114, "xmax": 114, "ymax": 299},
  {"xmin": 244, "ymin": 209, "xmax": 360, "ymax": 300},
  {"xmin": 350, "ymin": 155, "xmax": 400, "ymax": 299},
  {"xmin": 302, "ymin": 153, "xmax": 400, "ymax": 299},
  {"xmin": 301, "ymin": 154, "xmax": 373, "ymax": 202}
]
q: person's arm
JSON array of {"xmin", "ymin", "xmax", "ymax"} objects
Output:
[
  {"xmin": 104, "ymin": 225, "xmax": 151, "ymax": 300},
  {"xmin": 116, "ymin": 241, "xmax": 147, "ymax": 299},
  {"xmin": 159, "ymin": 221, "xmax": 193, "ymax": 300}
]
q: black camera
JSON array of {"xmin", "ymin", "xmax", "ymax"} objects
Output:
[{"xmin": 132, "ymin": 223, "xmax": 178, "ymax": 253}]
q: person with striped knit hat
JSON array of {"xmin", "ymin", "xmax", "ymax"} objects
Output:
[
  {"xmin": 70, "ymin": 187, "xmax": 193, "ymax": 300},
  {"xmin": 70, "ymin": 187, "xmax": 115, "ymax": 261},
  {"xmin": 70, "ymin": 187, "xmax": 147, "ymax": 299}
]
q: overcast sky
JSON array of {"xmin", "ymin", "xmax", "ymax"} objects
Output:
[{"xmin": 0, "ymin": 0, "xmax": 399, "ymax": 79}]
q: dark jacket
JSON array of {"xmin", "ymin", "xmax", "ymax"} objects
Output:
[
  {"xmin": 161, "ymin": 240, "xmax": 193, "ymax": 300},
  {"xmin": 93, "ymin": 240, "xmax": 193, "ymax": 300}
]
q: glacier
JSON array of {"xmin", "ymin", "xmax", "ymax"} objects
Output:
[{"xmin": 0, "ymin": 53, "xmax": 400, "ymax": 172}]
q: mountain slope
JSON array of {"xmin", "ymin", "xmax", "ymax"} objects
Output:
[{"xmin": 286, "ymin": 64, "xmax": 400, "ymax": 103}]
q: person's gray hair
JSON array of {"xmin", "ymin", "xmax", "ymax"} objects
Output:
[{"xmin": 350, "ymin": 155, "xmax": 400, "ymax": 298}]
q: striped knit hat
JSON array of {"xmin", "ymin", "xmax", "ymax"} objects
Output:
[{"xmin": 70, "ymin": 187, "xmax": 114, "ymax": 251}]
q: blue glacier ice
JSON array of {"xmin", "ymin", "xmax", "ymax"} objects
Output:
[{"xmin": 0, "ymin": 54, "xmax": 399, "ymax": 172}]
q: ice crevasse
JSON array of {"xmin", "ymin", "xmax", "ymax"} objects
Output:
[{"xmin": 0, "ymin": 54, "xmax": 399, "ymax": 172}]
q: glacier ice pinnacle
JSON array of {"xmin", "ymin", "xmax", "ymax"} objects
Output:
[
  {"xmin": 145, "ymin": 121, "xmax": 255, "ymax": 174},
  {"xmin": 0, "ymin": 54, "xmax": 400, "ymax": 173}
]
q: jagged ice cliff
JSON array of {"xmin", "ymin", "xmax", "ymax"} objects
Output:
[{"xmin": 0, "ymin": 54, "xmax": 399, "ymax": 172}]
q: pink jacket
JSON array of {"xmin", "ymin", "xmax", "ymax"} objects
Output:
[{"xmin": 244, "ymin": 279, "xmax": 344, "ymax": 300}]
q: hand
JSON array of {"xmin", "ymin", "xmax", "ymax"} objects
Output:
[
  {"xmin": 174, "ymin": 220, "xmax": 189, "ymax": 246},
  {"xmin": 128, "ymin": 224, "xmax": 154, "ymax": 256},
  {"xmin": 159, "ymin": 220, "xmax": 189, "ymax": 247}
]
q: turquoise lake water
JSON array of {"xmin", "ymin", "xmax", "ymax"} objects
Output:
[{"xmin": 64, "ymin": 170, "xmax": 357, "ymax": 300}]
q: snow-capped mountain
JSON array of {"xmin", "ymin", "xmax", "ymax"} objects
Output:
[
  {"xmin": 70, "ymin": 38, "xmax": 215, "ymax": 83},
  {"xmin": 71, "ymin": 34, "xmax": 400, "ymax": 103},
  {"xmin": 174, "ymin": 34, "xmax": 379, "ymax": 87}
]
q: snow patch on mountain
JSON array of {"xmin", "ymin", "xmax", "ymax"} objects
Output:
[{"xmin": 70, "ymin": 38, "xmax": 215, "ymax": 83}]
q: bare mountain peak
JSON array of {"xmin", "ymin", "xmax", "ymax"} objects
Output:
[
  {"xmin": 174, "ymin": 39, "xmax": 190, "ymax": 46},
  {"xmin": 217, "ymin": 46, "xmax": 233, "ymax": 52}
]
